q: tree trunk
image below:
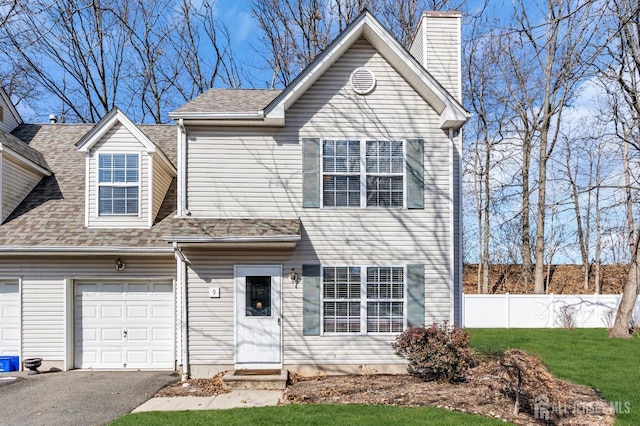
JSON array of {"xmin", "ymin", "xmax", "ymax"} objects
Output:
[{"xmin": 609, "ymin": 238, "xmax": 639, "ymax": 337}]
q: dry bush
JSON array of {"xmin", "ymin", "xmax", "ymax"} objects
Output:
[
  {"xmin": 473, "ymin": 349, "xmax": 570, "ymax": 420},
  {"xmin": 558, "ymin": 305, "xmax": 577, "ymax": 330},
  {"xmin": 392, "ymin": 323, "xmax": 476, "ymax": 383}
]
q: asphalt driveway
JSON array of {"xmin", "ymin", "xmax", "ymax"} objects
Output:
[{"xmin": 0, "ymin": 370, "xmax": 178, "ymax": 425}]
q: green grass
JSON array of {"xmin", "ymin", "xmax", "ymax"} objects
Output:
[
  {"xmin": 111, "ymin": 404, "xmax": 504, "ymax": 426},
  {"xmin": 470, "ymin": 328, "xmax": 640, "ymax": 425}
]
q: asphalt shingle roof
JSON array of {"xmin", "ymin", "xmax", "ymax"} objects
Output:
[
  {"xmin": 1, "ymin": 128, "xmax": 49, "ymax": 170},
  {"xmin": 171, "ymin": 89, "xmax": 281, "ymax": 114},
  {"xmin": 167, "ymin": 218, "xmax": 301, "ymax": 241},
  {"xmin": 0, "ymin": 124, "xmax": 177, "ymax": 248},
  {"xmin": 1, "ymin": 123, "xmax": 300, "ymax": 249}
]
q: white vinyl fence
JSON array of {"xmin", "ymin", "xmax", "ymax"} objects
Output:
[{"xmin": 462, "ymin": 293, "xmax": 640, "ymax": 328}]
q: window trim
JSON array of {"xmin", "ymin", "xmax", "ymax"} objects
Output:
[
  {"xmin": 96, "ymin": 152, "xmax": 141, "ymax": 216},
  {"xmin": 320, "ymin": 139, "xmax": 407, "ymax": 209},
  {"xmin": 320, "ymin": 265, "xmax": 407, "ymax": 336}
]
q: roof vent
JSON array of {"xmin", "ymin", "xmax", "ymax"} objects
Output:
[
  {"xmin": 49, "ymin": 114, "xmax": 58, "ymax": 124},
  {"xmin": 349, "ymin": 67, "xmax": 376, "ymax": 95}
]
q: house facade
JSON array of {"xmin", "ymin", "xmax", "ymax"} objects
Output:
[{"xmin": 0, "ymin": 11, "xmax": 467, "ymax": 377}]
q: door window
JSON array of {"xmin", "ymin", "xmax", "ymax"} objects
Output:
[{"xmin": 246, "ymin": 276, "xmax": 271, "ymax": 317}]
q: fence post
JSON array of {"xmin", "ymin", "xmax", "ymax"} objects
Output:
[
  {"xmin": 505, "ymin": 292, "xmax": 510, "ymax": 328},
  {"xmin": 549, "ymin": 293, "xmax": 555, "ymax": 327}
]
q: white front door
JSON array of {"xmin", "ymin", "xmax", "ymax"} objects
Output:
[
  {"xmin": 235, "ymin": 265, "xmax": 282, "ymax": 367},
  {"xmin": 0, "ymin": 282, "xmax": 20, "ymax": 356},
  {"xmin": 74, "ymin": 281, "xmax": 174, "ymax": 369}
]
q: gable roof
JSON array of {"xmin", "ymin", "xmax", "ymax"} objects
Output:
[
  {"xmin": 76, "ymin": 107, "xmax": 176, "ymax": 174},
  {"xmin": 0, "ymin": 87, "xmax": 23, "ymax": 129},
  {"xmin": 264, "ymin": 10, "xmax": 468, "ymax": 129},
  {"xmin": 170, "ymin": 11, "xmax": 469, "ymax": 129}
]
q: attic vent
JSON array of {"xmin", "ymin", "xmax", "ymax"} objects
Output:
[{"xmin": 349, "ymin": 67, "xmax": 376, "ymax": 95}]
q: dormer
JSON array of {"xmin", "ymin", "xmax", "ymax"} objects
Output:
[{"xmin": 76, "ymin": 108, "xmax": 176, "ymax": 228}]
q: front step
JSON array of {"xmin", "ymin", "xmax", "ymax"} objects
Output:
[{"xmin": 223, "ymin": 369, "xmax": 288, "ymax": 390}]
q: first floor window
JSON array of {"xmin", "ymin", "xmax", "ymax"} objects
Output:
[
  {"xmin": 366, "ymin": 267, "xmax": 404, "ymax": 332},
  {"xmin": 98, "ymin": 153, "xmax": 139, "ymax": 215},
  {"xmin": 322, "ymin": 265, "xmax": 405, "ymax": 334},
  {"xmin": 323, "ymin": 267, "xmax": 361, "ymax": 333}
]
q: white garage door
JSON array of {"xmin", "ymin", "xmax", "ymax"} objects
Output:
[
  {"xmin": 74, "ymin": 281, "xmax": 173, "ymax": 369},
  {"xmin": 0, "ymin": 282, "xmax": 20, "ymax": 356}
]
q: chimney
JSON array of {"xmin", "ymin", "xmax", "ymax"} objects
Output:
[
  {"xmin": 49, "ymin": 114, "xmax": 58, "ymax": 124},
  {"xmin": 409, "ymin": 11, "xmax": 462, "ymax": 102}
]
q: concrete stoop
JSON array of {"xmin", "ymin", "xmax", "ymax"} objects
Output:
[{"xmin": 223, "ymin": 369, "xmax": 288, "ymax": 390}]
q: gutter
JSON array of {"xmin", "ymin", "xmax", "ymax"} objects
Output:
[
  {"xmin": 173, "ymin": 242, "xmax": 190, "ymax": 379},
  {"xmin": 0, "ymin": 246, "xmax": 174, "ymax": 255},
  {"xmin": 162, "ymin": 235, "xmax": 301, "ymax": 244},
  {"xmin": 177, "ymin": 119, "xmax": 190, "ymax": 216},
  {"xmin": 170, "ymin": 111, "xmax": 265, "ymax": 120}
]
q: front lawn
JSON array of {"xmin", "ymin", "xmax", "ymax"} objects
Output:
[
  {"xmin": 113, "ymin": 328, "xmax": 638, "ymax": 425},
  {"xmin": 470, "ymin": 328, "xmax": 639, "ymax": 425},
  {"xmin": 111, "ymin": 404, "xmax": 504, "ymax": 425}
]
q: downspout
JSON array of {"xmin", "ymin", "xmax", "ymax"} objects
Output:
[
  {"xmin": 174, "ymin": 242, "xmax": 190, "ymax": 380},
  {"xmin": 177, "ymin": 119, "xmax": 191, "ymax": 216}
]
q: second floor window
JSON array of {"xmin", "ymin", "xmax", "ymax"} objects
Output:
[
  {"xmin": 98, "ymin": 153, "xmax": 139, "ymax": 215},
  {"xmin": 322, "ymin": 140, "xmax": 404, "ymax": 208}
]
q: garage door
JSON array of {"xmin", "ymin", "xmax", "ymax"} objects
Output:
[
  {"xmin": 74, "ymin": 281, "xmax": 173, "ymax": 369},
  {"xmin": 0, "ymin": 282, "xmax": 19, "ymax": 356}
]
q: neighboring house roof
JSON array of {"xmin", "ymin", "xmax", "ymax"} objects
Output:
[
  {"xmin": 1, "ymin": 128, "xmax": 50, "ymax": 173},
  {"xmin": 0, "ymin": 123, "xmax": 177, "ymax": 251},
  {"xmin": 172, "ymin": 89, "xmax": 282, "ymax": 116},
  {"xmin": 165, "ymin": 218, "xmax": 301, "ymax": 246}
]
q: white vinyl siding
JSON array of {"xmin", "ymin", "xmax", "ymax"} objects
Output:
[
  {"xmin": 152, "ymin": 156, "xmax": 173, "ymax": 221},
  {"xmin": 0, "ymin": 256, "xmax": 175, "ymax": 367},
  {"xmin": 183, "ymin": 39, "xmax": 455, "ymax": 369},
  {"xmin": 424, "ymin": 16, "xmax": 460, "ymax": 101},
  {"xmin": 87, "ymin": 123, "xmax": 149, "ymax": 228},
  {"xmin": 0, "ymin": 97, "xmax": 20, "ymax": 133},
  {"xmin": 1, "ymin": 154, "xmax": 43, "ymax": 222}
]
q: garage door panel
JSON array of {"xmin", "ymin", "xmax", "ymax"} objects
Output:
[
  {"xmin": 74, "ymin": 281, "xmax": 173, "ymax": 369},
  {"xmin": 127, "ymin": 305, "xmax": 149, "ymax": 318},
  {"xmin": 0, "ymin": 282, "xmax": 20, "ymax": 356},
  {"xmin": 101, "ymin": 305, "xmax": 124, "ymax": 319}
]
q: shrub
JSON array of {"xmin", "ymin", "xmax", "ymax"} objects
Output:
[{"xmin": 392, "ymin": 322, "xmax": 476, "ymax": 383}]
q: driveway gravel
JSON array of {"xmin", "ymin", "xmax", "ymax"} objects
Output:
[{"xmin": 0, "ymin": 370, "xmax": 178, "ymax": 426}]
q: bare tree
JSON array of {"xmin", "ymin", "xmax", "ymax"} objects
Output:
[
  {"xmin": 0, "ymin": 0, "xmax": 239, "ymax": 123},
  {"xmin": 600, "ymin": 0, "xmax": 640, "ymax": 337}
]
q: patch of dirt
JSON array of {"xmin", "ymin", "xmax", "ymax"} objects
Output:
[
  {"xmin": 283, "ymin": 372, "xmax": 614, "ymax": 425},
  {"xmin": 155, "ymin": 372, "xmax": 230, "ymax": 397},
  {"xmin": 463, "ymin": 264, "xmax": 628, "ymax": 294},
  {"xmin": 154, "ymin": 369, "xmax": 614, "ymax": 425}
]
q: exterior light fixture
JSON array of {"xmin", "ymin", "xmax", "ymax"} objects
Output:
[
  {"xmin": 289, "ymin": 268, "xmax": 298, "ymax": 284},
  {"xmin": 115, "ymin": 258, "xmax": 125, "ymax": 271}
]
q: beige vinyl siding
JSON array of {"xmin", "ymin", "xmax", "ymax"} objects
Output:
[
  {"xmin": 408, "ymin": 22, "xmax": 424, "ymax": 65},
  {"xmin": 87, "ymin": 123, "xmax": 149, "ymax": 228},
  {"xmin": 152, "ymin": 156, "xmax": 173, "ymax": 221},
  {"xmin": 0, "ymin": 256, "xmax": 175, "ymax": 365},
  {"xmin": 0, "ymin": 97, "xmax": 20, "ymax": 133},
  {"xmin": 2, "ymin": 155, "xmax": 43, "ymax": 222},
  {"xmin": 425, "ymin": 16, "xmax": 460, "ymax": 101},
  {"xmin": 184, "ymin": 39, "xmax": 455, "ymax": 368}
]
